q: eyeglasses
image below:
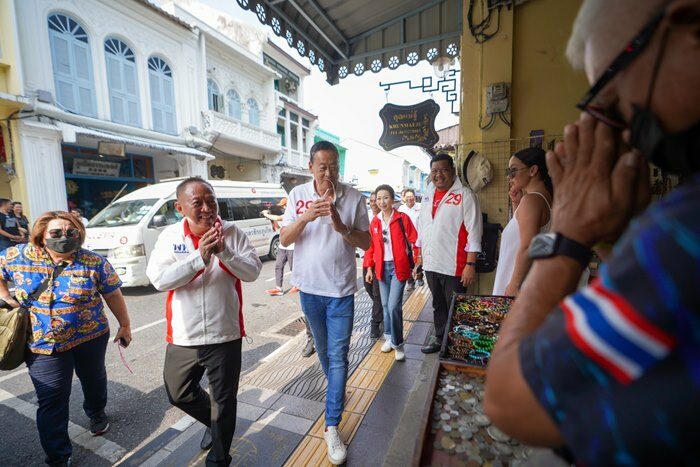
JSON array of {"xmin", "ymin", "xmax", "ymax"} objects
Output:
[
  {"xmin": 505, "ymin": 167, "xmax": 527, "ymax": 178},
  {"xmin": 48, "ymin": 228, "xmax": 80, "ymax": 239},
  {"xmin": 382, "ymin": 229, "xmax": 388, "ymax": 243},
  {"xmin": 576, "ymin": 10, "xmax": 665, "ymax": 128}
]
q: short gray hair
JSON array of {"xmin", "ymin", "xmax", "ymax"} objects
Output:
[{"xmin": 566, "ymin": 0, "xmax": 669, "ymax": 70}]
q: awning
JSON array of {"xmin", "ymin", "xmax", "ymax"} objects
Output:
[
  {"xmin": 235, "ymin": 0, "xmax": 462, "ymax": 84},
  {"xmin": 56, "ymin": 123, "xmax": 214, "ymax": 160}
]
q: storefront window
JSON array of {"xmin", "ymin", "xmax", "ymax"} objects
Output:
[{"xmin": 290, "ymin": 121, "xmax": 298, "ymax": 151}]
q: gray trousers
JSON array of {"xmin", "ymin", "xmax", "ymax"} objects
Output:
[{"xmin": 275, "ymin": 248, "xmax": 293, "ymax": 288}]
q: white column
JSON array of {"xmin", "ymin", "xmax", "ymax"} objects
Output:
[{"xmin": 19, "ymin": 121, "xmax": 67, "ymax": 217}]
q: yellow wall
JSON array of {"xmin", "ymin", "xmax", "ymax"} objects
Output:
[
  {"xmin": 511, "ymin": 0, "xmax": 587, "ymax": 140},
  {"xmin": 0, "ymin": 0, "xmax": 27, "ymax": 209},
  {"xmin": 459, "ymin": 0, "xmax": 586, "ymax": 293},
  {"xmin": 0, "ymin": 0, "xmax": 22, "ymax": 95}
]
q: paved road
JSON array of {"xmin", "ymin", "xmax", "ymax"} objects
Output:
[{"xmin": 0, "ymin": 257, "xmax": 351, "ymax": 466}]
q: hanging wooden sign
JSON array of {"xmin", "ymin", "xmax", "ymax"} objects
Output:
[{"xmin": 378, "ymin": 99, "xmax": 440, "ymax": 151}]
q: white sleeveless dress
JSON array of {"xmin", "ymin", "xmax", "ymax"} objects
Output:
[{"xmin": 492, "ymin": 192, "xmax": 551, "ymax": 296}]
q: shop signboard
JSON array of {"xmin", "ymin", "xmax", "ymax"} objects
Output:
[
  {"xmin": 378, "ymin": 99, "xmax": 440, "ymax": 151},
  {"xmin": 73, "ymin": 158, "xmax": 121, "ymax": 177}
]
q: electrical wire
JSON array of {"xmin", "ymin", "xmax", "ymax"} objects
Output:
[
  {"xmin": 467, "ymin": 0, "xmax": 507, "ymax": 44},
  {"xmin": 498, "ymin": 112, "xmax": 511, "ymax": 127},
  {"xmin": 479, "ymin": 114, "xmax": 496, "ymax": 130}
]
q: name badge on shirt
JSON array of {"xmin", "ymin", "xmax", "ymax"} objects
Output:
[{"xmin": 173, "ymin": 243, "xmax": 189, "ymax": 254}]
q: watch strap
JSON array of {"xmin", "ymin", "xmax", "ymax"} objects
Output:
[{"xmin": 556, "ymin": 235, "xmax": 592, "ymax": 266}]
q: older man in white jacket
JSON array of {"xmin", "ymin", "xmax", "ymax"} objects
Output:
[
  {"xmin": 146, "ymin": 177, "xmax": 262, "ymax": 467},
  {"xmin": 417, "ymin": 153, "xmax": 483, "ymax": 354}
]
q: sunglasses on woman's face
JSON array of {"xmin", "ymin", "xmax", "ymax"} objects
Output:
[
  {"xmin": 506, "ymin": 167, "xmax": 527, "ymax": 178},
  {"xmin": 48, "ymin": 228, "xmax": 80, "ymax": 239}
]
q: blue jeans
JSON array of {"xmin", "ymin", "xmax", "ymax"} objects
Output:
[
  {"xmin": 26, "ymin": 332, "xmax": 109, "ymax": 464},
  {"xmin": 378, "ymin": 261, "xmax": 405, "ymax": 348},
  {"xmin": 300, "ymin": 292, "xmax": 354, "ymax": 427}
]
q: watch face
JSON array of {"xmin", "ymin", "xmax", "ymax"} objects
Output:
[{"xmin": 529, "ymin": 233, "xmax": 557, "ymax": 259}]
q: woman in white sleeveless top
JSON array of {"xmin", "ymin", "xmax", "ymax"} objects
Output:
[{"xmin": 493, "ymin": 147, "xmax": 552, "ymax": 296}]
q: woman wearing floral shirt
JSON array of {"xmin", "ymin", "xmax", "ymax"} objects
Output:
[{"xmin": 0, "ymin": 211, "xmax": 131, "ymax": 467}]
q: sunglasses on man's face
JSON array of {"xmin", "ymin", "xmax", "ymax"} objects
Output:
[
  {"xmin": 576, "ymin": 10, "xmax": 665, "ymax": 128},
  {"xmin": 48, "ymin": 228, "xmax": 80, "ymax": 239}
]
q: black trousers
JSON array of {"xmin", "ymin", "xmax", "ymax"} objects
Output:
[
  {"xmin": 164, "ymin": 339, "xmax": 242, "ymax": 467},
  {"xmin": 26, "ymin": 332, "xmax": 109, "ymax": 464},
  {"xmin": 362, "ymin": 266, "xmax": 383, "ymax": 326},
  {"xmin": 425, "ymin": 271, "xmax": 465, "ymax": 340}
]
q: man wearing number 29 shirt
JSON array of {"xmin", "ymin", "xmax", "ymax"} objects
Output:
[{"xmin": 416, "ymin": 153, "xmax": 483, "ymax": 354}]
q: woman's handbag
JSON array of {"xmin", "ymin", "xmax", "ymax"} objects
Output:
[
  {"xmin": 0, "ymin": 264, "xmax": 66, "ymax": 370},
  {"xmin": 397, "ymin": 217, "xmax": 416, "ymax": 270}
]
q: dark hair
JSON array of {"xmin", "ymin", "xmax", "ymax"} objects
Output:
[
  {"xmin": 0, "ymin": 198, "xmax": 10, "ymax": 207},
  {"xmin": 176, "ymin": 177, "xmax": 214, "ymax": 199},
  {"xmin": 71, "ymin": 208, "xmax": 83, "ymax": 216},
  {"xmin": 268, "ymin": 205, "xmax": 285, "ymax": 216},
  {"xmin": 513, "ymin": 147, "xmax": 552, "ymax": 194},
  {"xmin": 12, "ymin": 201, "xmax": 22, "ymax": 206},
  {"xmin": 309, "ymin": 140, "xmax": 339, "ymax": 163},
  {"xmin": 402, "ymin": 188, "xmax": 415, "ymax": 196},
  {"xmin": 374, "ymin": 184, "xmax": 395, "ymax": 200},
  {"xmin": 430, "ymin": 153, "xmax": 454, "ymax": 169}
]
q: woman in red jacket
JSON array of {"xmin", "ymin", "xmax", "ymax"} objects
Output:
[{"xmin": 365, "ymin": 185, "xmax": 418, "ymax": 361}]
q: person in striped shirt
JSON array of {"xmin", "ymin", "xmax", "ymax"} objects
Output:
[{"xmin": 484, "ymin": 0, "xmax": 700, "ymax": 465}]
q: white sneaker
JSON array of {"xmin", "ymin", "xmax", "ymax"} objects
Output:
[
  {"xmin": 324, "ymin": 426, "xmax": 347, "ymax": 465},
  {"xmin": 395, "ymin": 348, "xmax": 405, "ymax": 361},
  {"xmin": 381, "ymin": 338, "xmax": 392, "ymax": 353}
]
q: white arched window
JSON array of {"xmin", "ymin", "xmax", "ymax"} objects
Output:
[
  {"xmin": 104, "ymin": 38, "xmax": 141, "ymax": 126},
  {"xmin": 148, "ymin": 56, "xmax": 176, "ymax": 134},
  {"xmin": 226, "ymin": 89, "xmax": 241, "ymax": 120},
  {"xmin": 47, "ymin": 13, "xmax": 96, "ymax": 116},
  {"xmin": 247, "ymin": 98, "xmax": 259, "ymax": 126},
  {"xmin": 207, "ymin": 79, "xmax": 222, "ymax": 112}
]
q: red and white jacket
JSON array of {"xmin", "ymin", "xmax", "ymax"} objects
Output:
[
  {"xmin": 417, "ymin": 178, "xmax": 483, "ymax": 277},
  {"xmin": 365, "ymin": 211, "xmax": 418, "ymax": 282},
  {"xmin": 146, "ymin": 219, "xmax": 262, "ymax": 346}
]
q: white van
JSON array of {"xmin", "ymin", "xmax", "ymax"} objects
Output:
[{"xmin": 83, "ymin": 179, "xmax": 286, "ymax": 287}]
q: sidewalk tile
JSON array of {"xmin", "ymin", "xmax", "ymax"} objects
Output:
[
  {"xmin": 343, "ymin": 387, "xmax": 375, "ymax": 415},
  {"xmin": 283, "ymin": 437, "xmax": 331, "ymax": 467},
  {"xmin": 347, "ymin": 368, "xmax": 385, "ymax": 391},
  {"xmin": 308, "ymin": 411, "xmax": 362, "ymax": 442},
  {"xmin": 270, "ymin": 394, "xmax": 325, "ymax": 421},
  {"xmin": 358, "ymin": 353, "xmax": 394, "ymax": 373},
  {"xmin": 402, "ymin": 343, "xmax": 426, "ymax": 361},
  {"xmin": 238, "ymin": 401, "xmax": 267, "ymax": 421},
  {"xmin": 405, "ymin": 321, "xmax": 432, "ymax": 345},
  {"xmin": 361, "ymin": 384, "xmax": 411, "ymax": 431},
  {"xmin": 258, "ymin": 409, "xmax": 315, "ymax": 435},
  {"xmin": 346, "ymin": 423, "xmax": 391, "ymax": 466},
  {"xmin": 417, "ymin": 304, "xmax": 434, "ymax": 323},
  {"xmin": 238, "ymin": 385, "xmax": 283, "ymax": 409},
  {"xmin": 383, "ymin": 358, "xmax": 423, "ymax": 389}
]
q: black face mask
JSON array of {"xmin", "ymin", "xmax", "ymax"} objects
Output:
[
  {"xmin": 629, "ymin": 106, "xmax": 700, "ymax": 176},
  {"xmin": 45, "ymin": 237, "xmax": 80, "ymax": 254},
  {"xmin": 627, "ymin": 27, "xmax": 700, "ymax": 176}
]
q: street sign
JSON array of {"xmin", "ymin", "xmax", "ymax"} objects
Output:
[{"xmin": 378, "ymin": 99, "xmax": 440, "ymax": 151}]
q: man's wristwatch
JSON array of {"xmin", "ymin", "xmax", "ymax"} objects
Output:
[
  {"xmin": 466, "ymin": 261, "xmax": 477, "ymax": 267},
  {"xmin": 528, "ymin": 232, "xmax": 592, "ymax": 267}
]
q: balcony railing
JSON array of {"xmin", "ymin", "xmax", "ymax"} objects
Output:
[{"xmin": 202, "ymin": 110, "xmax": 281, "ymax": 153}]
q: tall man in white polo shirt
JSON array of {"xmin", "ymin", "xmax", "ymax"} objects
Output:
[
  {"xmin": 146, "ymin": 178, "xmax": 262, "ymax": 467},
  {"xmin": 417, "ymin": 153, "xmax": 483, "ymax": 354},
  {"xmin": 280, "ymin": 141, "xmax": 370, "ymax": 465}
]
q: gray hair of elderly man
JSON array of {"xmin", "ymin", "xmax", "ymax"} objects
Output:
[{"xmin": 566, "ymin": 0, "xmax": 671, "ymax": 71}]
